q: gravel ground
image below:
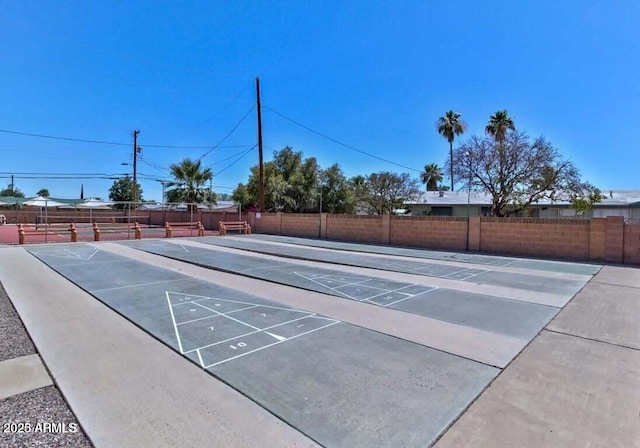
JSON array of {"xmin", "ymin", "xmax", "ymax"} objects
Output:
[
  {"xmin": 0, "ymin": 386, "xmax": 92, "ymax": 448},
  {"xmin": 0, "ymin": 282, "xmax": 93, "ymax": 448},
  {"xmin": 0, "ymin": 283, "xmax": 35, "ymax": 363}
]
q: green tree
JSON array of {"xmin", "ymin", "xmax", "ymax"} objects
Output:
[
  {"xmin": 570, "ymin": 189, "xmax": 603, "ymax": 217},
  {"xmin": 0, "ymin": 187, "xmax": 25, "ymax": 197},
  {"xmin": 233, "ymin": 146, "xmax": 332, "ymax": 213},
  {"xmin": 448, "ymin": 131, "xmax": 599, "ymax": 217},
  {"xmin": 108, "ymin": 176, "xmax": 143, "ymax": 208},
  {"xmin": 485, "ymin": 110, "xmax": 516, "ymax": 144},
  {"xmin": 362, "ymin": 171, "xmax": 421, "ymax": 215},
  {"xmin": 231, "ymin": 183, "xmax": 253, "ymax": 210},
  {"xmin": 36, "ymin": 188, "xmax": 50, "ymax": 197},
  {"xmin": 319, "ymin": 164, "xmax": 356, "ymax": 214},
  {"xmin": 437, "ymin": 110, "xmax": 467, "ymax": 191},
  {"xmin": 420, "ymin": 163, "xmax": 443, "ymax": 191},
  {"xmin": 166, "ymin": 158, "xmax": 215, "ymax": 210}
]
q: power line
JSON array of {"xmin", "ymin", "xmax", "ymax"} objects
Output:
[
  {"xmin": 0, "ymin": 128, "xmax": 254, "ymax": 149},
  {"xmin": 263, "ymin": 105, "xmax": 422, "ymax": 174},
  {"xmin": 206, "ymin": 149, "xmax": 258, "ymax": 168},
  {"xmin": 196, "ymin": 104, "xmax": 256, "ymax": 161},
  {"xmin": 0, "ymin": 129, "xmax": 129, "ymax": 146},
  {"xmin": 214, "ymin": 147, "xmax": 256, "ymax": 176}
]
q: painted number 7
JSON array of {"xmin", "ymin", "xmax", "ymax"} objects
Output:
[{"xmin": 229, "ymin": 342, "xmax": 247, "ymax": 350}]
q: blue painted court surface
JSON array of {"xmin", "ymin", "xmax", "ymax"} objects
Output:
[
  {"xmin": 121, "ymin": 239, "xmax": 561, "ymax": 340},
  {"xmin": 194, "ymin": 236, "xmax": 589, "ymax": 297},
  {"xmin": 248, "ymin": 233, "xmax": 601, "ymax": 275},
  {"xmin": 23, "ymin": 237, "xmax": 600, "ymax": 447}
]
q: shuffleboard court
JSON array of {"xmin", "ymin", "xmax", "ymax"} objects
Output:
[
  {"xmin": 196, "ymin": 236, "xmax": 588, "ymax": 298},
  {"xmin": 26, "ymin": 243, "xmax": 499, "ymax": 448},
  {"xmin": 120, "ymin": 239, "xmax": 559, "ymax": 340},
  {"xmin": 249, "ymin": 234, "xmax": 602, "ymax": 275}
]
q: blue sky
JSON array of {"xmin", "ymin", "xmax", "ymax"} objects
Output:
[{"xmin": 1, "ymin": 1, "xmax": 638, "ymax": 201}]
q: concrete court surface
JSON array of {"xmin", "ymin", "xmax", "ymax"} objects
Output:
[
  {"xmin": 248, "ymin": 233, "xmax": 601, "ymax": 275},
  {"xmin": 120, "ymin": 239, "xmax": 569, "ymax": 342},
  {"xmin": 435, "ymin": 265, "xmax": 640, "ymax": 447},
  {"xmin": 197, "ymin": 236, "xmax": 589, "ymax": 297},
  {"xmin": 0, "ymin": 238, "xmax": 637, "ymax": 447},
  {"xmin": 23, "ymin": 243, "xmax": 499, "ymax": 448}
]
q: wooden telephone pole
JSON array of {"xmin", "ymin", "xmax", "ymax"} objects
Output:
[
  {"xmin": 256, "ymin": 77, "xmax": 265, "ymax": 212},
  {"xmin": 132, "ymin": 130, "xmax": 140, "ymax": 210}
]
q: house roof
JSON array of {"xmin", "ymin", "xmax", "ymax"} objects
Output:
[
  {"xmin": 0, "ymin": 196, "xmax": 82, "ymax": 206},
  {"xmin": 409, "ymin": 190, "xmax": 640, "ymax": 207}
]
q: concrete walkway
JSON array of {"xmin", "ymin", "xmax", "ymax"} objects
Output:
[
  {"xmin": 1, "ymin": 242, "xmax": 638, "ymax": 447},
  {"xmin": 0, "ymin": 247, "xmax": 317, "ymax": 448},
  {"xmin": 0, "ymin": 354, "xmax": 52, "ymax": 400},
  {"xmin": 434, "ymin": 265, "xmax": 640, "ymax": 448}
]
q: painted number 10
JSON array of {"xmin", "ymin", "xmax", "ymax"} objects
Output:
[{"xmin": 229, "ymin": 342, "xmax": 246, "ymax": 350}]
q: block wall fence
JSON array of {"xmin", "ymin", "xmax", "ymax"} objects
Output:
[{"xmin": 247, "ymin": 212, "xmax": 640, "ymax": 266}]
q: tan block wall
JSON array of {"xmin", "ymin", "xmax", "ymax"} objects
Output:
[
  {"xmin": 253, "ymin": 213, "xmax": 281, "ymax": 234},
  {"xmin": 281, "ymin": 214, "xmax": 320, "ymax": 238},
  {"xmin": 326, "ymin": 215, "xmax": 383, "ymax": 243},
  {"xmin": 588, "ymin": 218, "xmax": 606, "ymax": 262},
  {"xmin": 390, "ymin": 216, "xmax": 467, "ymax": 251},
  {"xmin": 605, "ymin": 216, "xmax": 625, "ymax": 263},
  {"xmin": 480, "ymin": 218, "xmax": 590, "ymax": 261},
  {"xmin": 623, "ymin": 220, "xmax": 640, "ymax": 265},
  {"xmin": 243, "ymin": 213, "xmax": 639, "ymax": 266}
]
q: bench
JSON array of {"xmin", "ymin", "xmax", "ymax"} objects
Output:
[
  {"xmin": 218, "ymin": 221, "xmax": 251, "ymax": 236},
  {"xmin": 165, "ymin": 221, "xmax": 204, "ymax": 238},
  {"xmin": 93, "ymin": 222, "xmax": 141, "ymax": 241},
  {"xmin": 18, "ymin": 223, "xmax": 78, "ymax": 244}
]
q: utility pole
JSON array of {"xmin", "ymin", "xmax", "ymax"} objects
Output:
[
  {"xmin": 132, "ymin": 130, "xmax": 140, "ymax": 211},
  {"xmin": 9, "ymin": 175, "xmax": 14, "ymax": 194},
  {"xmin": 256, "ymin": 77, "xmax": 265, "ymax": 212}
]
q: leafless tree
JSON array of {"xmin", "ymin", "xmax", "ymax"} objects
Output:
[
  {"xmin": 446, "ymin": 131, "xmax": 599, "ymax": 217},
  {"xmin": 363, "ymin": 172, "xmax": 421, "ymax": 215}
]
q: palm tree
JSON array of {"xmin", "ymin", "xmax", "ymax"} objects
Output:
[
  {"xmin": 485, "ymin": 110, "xmax": 515, "ymax": 144},
  {"xmin": 420, "ymin": 163, "xmax": 443, "ymax": 191},
  {"xmin": 166, "ymin": 158, "xmax": 214, "ymax": 211},
  {"xmin": 436, "ymin": 110, "xmax": 467, "ymax": 191}
]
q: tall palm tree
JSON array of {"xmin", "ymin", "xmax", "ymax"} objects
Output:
[
  {"xmin": 420, "ymin": 163, "xmax": 443, "ymax": 191},
  {"xmin": 485, "ymin": 110, "xmax": 515, "ymax": 144},
  {"xmin": 166, "ymin": 158, "xmax": 214, "ymax": 211},
  {"xmin": 436, "ymin": 110, "xmax": 467, "ymax": 191}
]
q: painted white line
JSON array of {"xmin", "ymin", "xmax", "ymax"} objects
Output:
[
  {"xmin": 194, "ymin": 302, "xmax": 262, "ymax": 331},
  {"xmin": 184, "ymin": 315, "xmax": 322, "ymax": 354},
  {"xmin": 63, "ymin": 248, "xmax": 82, "ymax": 259},
  {"xmin": 442, "ymin": 267, "xmax": 474, "ymax": 278},
  {"xmin": 176, "ymin": 313, "xmax": 220, "ymax": 326},
  {"xmin": 167, "ymin": 292, "xmax": 312, "ymax": 313},
  {"xmin": 216, "ymin": 305, "xmax": 260, "ymax": 316},
  {"xmin": 457, "ymin": 270, "xmax": 489, "ymax": 281},
  {"xmin": 176, "ymin": 304, "xmax": 263, "ymax": 326},
  {"xmin": 196, "ymin": 349, "xmax": 204, "ymax": 367},
  {"xmin": 86, "ymin": 248, "xmax": 100, "ymax": 260},
  {"xmin": 336, "ymin": 278, "xmax": 402, "ymax": 292},
  {"xmin": 385, "ymin": 287, "xmax": 439, "ymax": 307},
  {"xmin": 204, "ymin": 321, "xmax": 340, "ymax": 368},
  {"xmin": 265, "ymin": 332, "xmax": 286, "ymax": 341},
  {"xmin": 166, "ymin": 292, "xmax": 184, "ymax": 354},
  {"xmin": 294, "ymin": 272, "xmax": 362, "ymax": 301},
  {"xmin": 179, "ymin": 243, "xmax": 190, "ymax": 253},
  {"xmin": 91, "ymin": 278, "xmax": 190, "ymax": 293},
  {"xmin": 361, "ymin": 283, "xmax": 426, "ymax": 302}
]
